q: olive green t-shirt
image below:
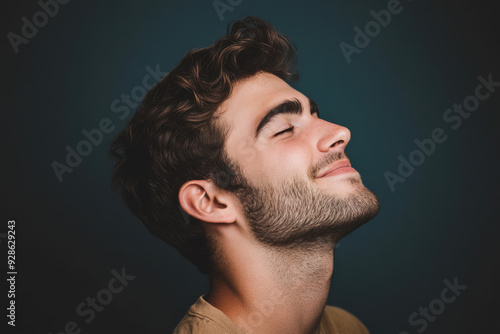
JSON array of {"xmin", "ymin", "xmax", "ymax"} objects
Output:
[{"xmin": 173, "ymin": 295, "xmax": 369, "ymax": 334}]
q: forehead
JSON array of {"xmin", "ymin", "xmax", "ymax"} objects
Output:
[{"xmin": 217, "ymin": 72, "xmax": 306, "ymax": 140}]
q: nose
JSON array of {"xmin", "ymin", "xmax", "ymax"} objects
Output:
[{"xmin": 316, "ymin": 119, "xmax": 351, "ymax": 153}]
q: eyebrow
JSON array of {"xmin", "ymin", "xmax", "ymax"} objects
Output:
[{"xmin": 254, "ymin": 98, "xmax": 320, "ymax": 138}]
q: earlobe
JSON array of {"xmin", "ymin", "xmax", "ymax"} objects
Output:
[{"xmin": 178, "ymin": 180, "xmax": 236, "ymax": 224}]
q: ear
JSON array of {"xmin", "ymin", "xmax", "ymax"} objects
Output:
[{"xmin": 178, "ymin": 180, "xmax": 237, "ymax": 224}]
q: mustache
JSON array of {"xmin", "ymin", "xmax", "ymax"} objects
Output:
[{"xmin": 310, "ymin": 151, "xmax": 350, "ymax": 178}]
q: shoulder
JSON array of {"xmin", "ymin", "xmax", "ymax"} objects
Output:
[
  {"xmin": 320, "ymin": 305, "xmax": 370, "ymax": 334},
  {"xmin": 173, "ymin": 296, "xmax": 242, "ymax": 334},
  {"xmin": 173, "ymin": 311, "xmax": 230, "ymax": 334}
]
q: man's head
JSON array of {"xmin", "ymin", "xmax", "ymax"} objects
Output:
[
  {"xmin": 201, "ymin": 71, "xmax": 380, "ymax": 252},
  {"xmin": 110, "ymin": 16, "xmax": 379, "ymax": 275}
]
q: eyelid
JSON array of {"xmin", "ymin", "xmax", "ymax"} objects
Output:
[
  {"xmin": 272, "ymin": 111, "xmax": 318, "ymax": 137},
  {"xmin": 274, "ymin": 126, "xmax": 294, "ymax": 137},
  {"xmin": 270, "ymin": 106, "xmax": 319, "ymax": 137}
]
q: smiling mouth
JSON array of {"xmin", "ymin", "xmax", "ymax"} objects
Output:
[{"xmin": 317, "ymin": 160, "xmax": 358, "ymax": 178}]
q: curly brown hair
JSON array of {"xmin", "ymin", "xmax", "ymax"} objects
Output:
[{"xmin": 109, "ymin": 16, "xmax": 298, "ymax": 274}]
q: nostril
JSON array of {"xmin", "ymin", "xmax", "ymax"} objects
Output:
[{"xmin": 331, "ymin": 139, "xmax": 344, "ymax": 148}]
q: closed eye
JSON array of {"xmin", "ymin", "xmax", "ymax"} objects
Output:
[{"xmin": 274, "ymin": 126, "xmax": 294, "ymax": 137}]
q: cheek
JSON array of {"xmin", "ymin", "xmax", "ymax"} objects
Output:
[{"xmin": 262, "ymin": 141, "xmax": 311, "ymax": 179}]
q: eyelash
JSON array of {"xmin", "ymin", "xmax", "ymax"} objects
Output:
[
  {"xmin": 274, "ymin": 126, "xmax": 294, "ymax": 137},
  {"xmin": 272, "ymin": 112, "xmax": 320, "ymax": 137}
]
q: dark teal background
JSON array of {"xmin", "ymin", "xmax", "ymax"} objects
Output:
[{"xmin": 2, "ymin": 0, "xmax": 499, "ymax": 333}]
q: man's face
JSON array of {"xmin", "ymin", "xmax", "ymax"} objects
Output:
[{"xmin": 217, "ymin": 72, "xmax": 380, "ymax": 247}]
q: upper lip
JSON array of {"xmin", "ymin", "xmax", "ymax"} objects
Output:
[{"xmin": 317, "ymin": 160, "xmax": 351, "ymax": 178}]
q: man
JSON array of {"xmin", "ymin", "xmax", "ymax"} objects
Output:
[{"xmin": 110, "ymin": 16, "xmax": 380, "ymax": 333}]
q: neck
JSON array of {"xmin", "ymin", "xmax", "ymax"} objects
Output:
[{"xmin": 205, "ymin": 236, "xmax": 335, "ymax": 334}]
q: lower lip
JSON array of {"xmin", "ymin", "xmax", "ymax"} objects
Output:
[{"xmin": 320, "ymin": 167, "xmax": 357, "ymax": 178}]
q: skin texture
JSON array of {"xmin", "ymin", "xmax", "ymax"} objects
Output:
[{"xmin": 178, "ymin": 72, "xmax": 380, "ymax": 333}]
